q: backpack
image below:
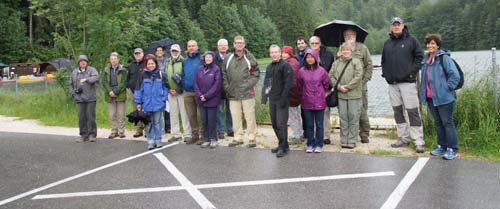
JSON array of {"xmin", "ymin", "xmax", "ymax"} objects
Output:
[{"xmin": 439, "ymin": 55, "xmax": 464, "ymax": 90}]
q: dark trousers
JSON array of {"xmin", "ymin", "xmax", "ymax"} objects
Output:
[
  {"xmin": 164, "ymin": 111, "xmax": 170, "ymax": 132},
  {"xmin": 76, "ymin": 101, "xmax": 97, "ymax": 137},
  {"xmin": 200, "ymin": 106, "xmax": 217, "ymax": 141},
  {"xmin": 301, "ymin": 107, "xmax": 307, "ymax": 138},
  {"xmin": 270, "ymin": 101, "xmax": 289, "ymax": 150},
  {"xmin": 427, "ymin": 99, "xmax": 458, "ymax": 150},
  {"xmin": 303, "ymin": 109, "xmax": 325, "ymax": 148}
]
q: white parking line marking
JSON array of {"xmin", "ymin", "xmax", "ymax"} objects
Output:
[
  {"xmin": 32, "ymin": 171, "xmax": 395, "ymax": 200},
  {"xmin": 154, "ymin": 153, "xmax": 216, "ymax": 209},
  {"xmin": 380, "ymin": 157, "xmax": 430, "ymax": 209},
  {"xmin": 0, "ymin": 142, "xmax": 178, "ymax": 207}
]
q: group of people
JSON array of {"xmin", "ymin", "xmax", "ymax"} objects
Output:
[{"xmin": 70, "ymin": 16, "xmax": 460, "ymax": 160}]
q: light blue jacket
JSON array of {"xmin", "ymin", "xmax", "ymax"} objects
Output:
[{"xmin": 420, "ymin": 49, "xmax": 460, "ymax": 106}]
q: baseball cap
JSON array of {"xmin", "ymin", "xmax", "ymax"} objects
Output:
[
  {"xmin": 170, "ymin": 44, "xmax": 181, "ymax": 52},
  {"xmin": 134, "ymin": 48, "xmax": 143, "ymax": 54},
  {"xmin": 391, "ymin": 17, "xmax": 403, "ymax": 24}
]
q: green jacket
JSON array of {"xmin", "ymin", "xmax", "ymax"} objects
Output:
[
  {"xmin": 222, "ymin": 48, "xmax": 260, "ymax": 100},
  {"xmin": 352, "ymin": 42, "xmax": 373, "ymax": 89},
  {"xmin": 165, "ymin": 55, "xmax": 184, "ymax": 92},
  {"xmin": 102, "ymin": 64, "xmax": 128, "ymax": 102},
  {"xmin": 329, "ymin": 57, "xmax": 363, "ymax": 100}
]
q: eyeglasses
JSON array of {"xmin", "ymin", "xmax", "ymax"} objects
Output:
[{"xmin": 310, "ymin": 42, "xmax": 320, "ymax": 45}]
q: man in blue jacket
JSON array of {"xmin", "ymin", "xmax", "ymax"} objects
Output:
[
  {"xmin": 381, "ymin": 17, "xmax": 425, "ymax": 153},
  {"xmin": 183, "ymin": 40, "xmax": 203, "ymax": 145}
]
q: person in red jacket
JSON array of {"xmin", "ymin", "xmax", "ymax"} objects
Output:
[{"xmin": 282, "ymin": 45, "xmax": 303, "ymax": 145}]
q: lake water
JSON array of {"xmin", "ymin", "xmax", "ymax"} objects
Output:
[{"xmin": 259, "ymin": 50, "xmax": 499, "ymax": 116}]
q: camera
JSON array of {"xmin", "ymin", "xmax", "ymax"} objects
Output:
[
  {"xmin": 74, "ymin": 88, "xmax": 83, "ymax": 94},
  {"xmin": 172, "ymin": 73, "xmax": 182, "ymax": 85}
]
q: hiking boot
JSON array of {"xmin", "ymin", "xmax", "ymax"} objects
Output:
[
  {"xmin": 196, "ymin": 139, "xmax": 204, "ymax": 145},
  {"xmin": 306, "ymin": 146, "xmax": 314, "ymax": 153},
  {"xmin": 133, "ymin": 131, "xmax": 143, "ymax": 138},
  {"xmin": 342, "ymin": 143, "xmax": 356, "ymax": 149},
  {"xmin": 118, "ymin": 133, "xmax": 126, "ymax": 138},
  {"xmin": 186, "ymin": 137, "xmax": 197, "ymax": 145},
  {"xmin": 227, "ymin": 132, "xmax": 234, "ymax": 137},
  {"xmin": 210, "ymin": 140, "xmax": 217, "ymax": 149},
  {"xmin": 360, "ymin": 136, "xmax": 370, "ymax": 143},
  {"xmin": 168, "ymin": 136, "xmax": 181, "ymax": 143},
  {"xmin": 443, "ymin": 148, "xmax": 457, "ymax": 160},
  {"xmin": 391, "ymin": 139, "xmax": 409, "ymax": 148},
  {"xmin": 289, "ymin": 137, "xmax": 302, "ymax": 145},
  {"xmin": 88, "ymin": 137, "xmax": 96, "ymax": 142},
  {"xmin": 183, "ymin": 137, "xmax": 191, "ymax": 143},
  {"xmin": 324, "ymin": 138, "xmax": 331, "ymax": 144},
  {"xmin": 416, "ymin": 145, "xmax": 425, "ymax": 153},
  {"xmin": 200, "ymin": 142, "xmax": 210, "ymax": 148},
  {"xmin": 77, "ymin": 137, "xmax": 89, "ymax": 143},
  {"xmin": 228, "ymin": 140, "xmax": 243, "ymax": 147},
  {"xmin": 271, "ymin": 146, "xmax": 279, "ymax": 153},
  {"xmin": 247, "ymin": 140, "xmax": 257, "ymax": 148},
  {"xmin": 431, "ymin": 145, "xmax": 446, "ymax": 156},
  {"xmin": 108, "ymin": 133, "xmax": 118, "ymax": 139},
  {"xmin": 218, "ymin": 132, "xmax": 225, "ymax": 139},
  {"xmin": 276, "ymin": 149, "xmax": 288, "ymax": 158}
]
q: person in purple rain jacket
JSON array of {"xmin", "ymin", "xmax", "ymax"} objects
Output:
[{"xmin": 194, "ymin": 51, "xmax": 222, "ymax": 149}]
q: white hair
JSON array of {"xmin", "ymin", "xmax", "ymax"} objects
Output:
[{"xmin": 217, "ymin": 39, "xmax": 228, "ymax": 46}]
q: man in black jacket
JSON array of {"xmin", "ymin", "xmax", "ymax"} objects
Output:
[
  {"xmin": 215, "ymin": 38, "xmax": 234, "ymax": 140},
  {"xmin": 381, "ymin": 17, "xmax": 425, "ymax": 153},
  {"xmin": 309, "ymin": 36, "xmax": 335, "ymax": 145},
  {"xmin": 127, "ymin": 48, "xmax": 145, "ymax": 137},
  {"xmin": 262, "ymin": 45, "xmax": 293, "ymax": 158}
]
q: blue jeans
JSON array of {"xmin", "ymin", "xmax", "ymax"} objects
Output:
[
  {"xmin": 146, "ymin": 111, "xmax": 163, "ymax": 144},
  {"xmin": 217, "ymin": 99, "xmax": 233, "ymax": 133},
  {"xmin": 426, "ymin": 99, "xmax": 458, "ymax": 150},
  {"xmin": 200, "ymin": 106, "xmax": 218, "ymax": 141},
  {"xmin": 303, "ymin": 109, "xmax": 325, "ymax": 148}
]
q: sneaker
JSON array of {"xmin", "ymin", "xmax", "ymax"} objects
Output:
[
  {"xmin": 168, "ymin": 136, "xmax": 181, "ymax": 143},
  {"xmin": 183, "ymin": 137, "xmax": 191, "ymax": 143},
  {"xmin": 218, "ymin": 132, "xmax": 225, "ymax": 139},
  {"xmin": 88, "ymin": 137, "xmax": 96, "ymax": 142},
  {"xmin": 147, "ymin": 143, "xmax": 155, "ymax": 150},
  {"xmin": 228, "ymin": 140, "xmax": 243, "ymax": 147},
  {"xmin": 360, "ymin": 136, "xmax": 370, "ymax": 143},
  {"xmin": 306, "ymin": 146, "xmax": 314, "ymax": 153},
  {"xmin": 227, "ymin": 132, "xmax": 234, "ymax": 137},
  {"xmin": 342, "ymin": 143, "xmax": 356, "ymax": 149},
  {"xmin": 78, "ymin": 137, "xmax": 89, "ymax": 142},
  {"xmin": 195, "ymin": 139, "xmax": 204, "ymax": 145},
  {"xmin": 210, "ymin": 140, "xmax": 217, "ymax": 149},
  {"xmin": 324, "ymin": 138, "xmax": 331, "ymax": 144},
  {"xmin": 416, "ymin": 145, "xmax": 425, "ymax": 153},
  {"xmin": 119, "ymin": 133, "xmax": 126, "ymax": 138},
  {"xmin": 443, "ymin": 148, "xmax": 457, "ymax": 160},
  {"xmin": 200, "ymin": 142, "xmax": 210, "ymax": 148},
  {"xmin": 314, "ymin": 147, "xmax": 323, "ymax": 153},
  {"xmin": 391, "ymin": 139, "xmax": 409, "ymax": 148},
  {"xmin": 271, "ymin": 147, "xmax": 279, "ymax": 153},
  {"xmin": 155, "ymin": 142, "xmax": 163, "ymax": 148},
  {"xmin": 431, "ymin": 145, "xmax": 446, "ymax": 156}
]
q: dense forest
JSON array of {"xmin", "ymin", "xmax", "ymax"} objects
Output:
[{"xmin": 0, "ymin": 0, "xmax": 499, "ymax": 68}]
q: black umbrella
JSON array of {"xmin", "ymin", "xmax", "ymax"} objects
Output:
[
  {"xmin": 48, "ymin": 58, "xmax": 73, "ymax": 71},
  {"xmin": 145, "ymin": 38, "xmax": 184, "ymax": 58},
  {"xmin": 127, "ymin": 110, "xmax": 151, "ymax": 125},
  {"xmin": 313, "ymin": 20, "xmax": 369, "ymax": 47}
]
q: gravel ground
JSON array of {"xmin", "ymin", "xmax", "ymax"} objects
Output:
[{"xmin": 0, "ymin": 115, "xmax": 425, "ymax": 157}]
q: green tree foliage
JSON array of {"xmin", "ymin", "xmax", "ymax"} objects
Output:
[
  {"xmin": 2, "ymin": 0, "xmax": 500, "ymax": 65},
  {"xmin": 0, "ymin": 1, "xmax": 27, "ymax": 63}
]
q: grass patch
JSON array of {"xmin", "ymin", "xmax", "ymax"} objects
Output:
[
  {"xmin": 369, "ymin": 149, "xmax": 402, "ymax": 156},
  {"xmin": 257, "ymin": 58, "xmax": 271, "ymax": 65}
]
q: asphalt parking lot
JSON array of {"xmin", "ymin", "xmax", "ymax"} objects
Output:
[{"xmin": 1, "ymin": 132, "xmax": 499, "ymax": 209}]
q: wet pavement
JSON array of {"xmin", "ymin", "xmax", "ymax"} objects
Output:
[{"xmin": 0, "ymin": 132, "xmax": 499, "ymax": 209}]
